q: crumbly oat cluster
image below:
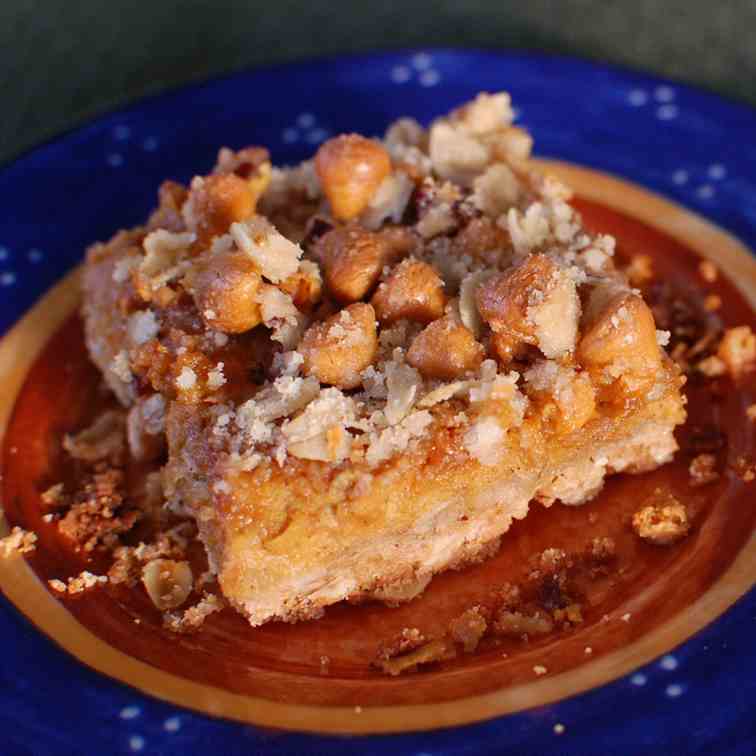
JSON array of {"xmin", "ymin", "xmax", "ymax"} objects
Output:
[{"xmin": 83, "ymin": 93, "xmax": 675, "ymax": 476}]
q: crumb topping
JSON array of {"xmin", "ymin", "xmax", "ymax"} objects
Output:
[{"xmin": 82, "ymin": 91, "xmax": 681, "ymax": 483}]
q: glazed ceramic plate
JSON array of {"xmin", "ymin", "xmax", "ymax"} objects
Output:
[{"xmin": 1, "ymin": 51, "xmax": 755, "ymax": 755}]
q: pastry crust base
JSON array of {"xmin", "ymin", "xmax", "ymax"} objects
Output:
[{"xmin": 165, "ymin": 372, "xmax": 684, "ymax": 626}]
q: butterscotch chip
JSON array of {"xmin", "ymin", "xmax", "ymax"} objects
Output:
[
  {"xmin": 191, "ymin": 251, "xmax": 262, "ymax": 333},
  {"xmin": 371, "ymin": 258, "xmax": 446, "ymax": 325},
  {"xmin": 300, "ymin": 303, "xmax": 378, "ymax": 388},
  {"xmin": 407, "ymin": 315, "xmax": 484, "ymax": 379},
  {"xmin": 449, "ymin": 606, "xmax": 488, "ymax": 653},
  {"xmin": 315, "ymin": 134, "xmax": 391, "ymax": 221},
  {"xmin": 184, "ymin": 174, "xmax": 255, "ymax": 242},
  {"xmin": 578, "ymin": 290, "xmax": 663, "ymax": 396},
  {"xmin": 477, "ymin": 255, "xmax": 579, "ymax": 360},
  {"xmin": 318, "ymin": 226, "xmax": 392, "ymax": 304},
  {"xmin": 451, "ymin": 216, "xmax": 512, "ymax": 265}
]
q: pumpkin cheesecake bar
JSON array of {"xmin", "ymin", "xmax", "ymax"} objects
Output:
[{"xmin": 81, "ymin": 93, "xmax": 686, "ymax": 626}]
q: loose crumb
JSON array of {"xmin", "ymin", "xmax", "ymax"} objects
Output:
[
  {"xmin": 625, "ymin": 254, "xmax": 654, "ymax": 285},
  {"xmin": 163, "ymin": 593, "xmax": 224, "ymax": 633},
  {"xmin": 0, "ymin": 527, "xmax": 37, "ymax": 558},
  {"xmin": 584, "ymin": 646, "xmax": 593, "ymax": 655},
  {"xmin": 376, "ymin": 638, "xmax": 456, "ymax": 676},
  {"xmin": 732, "ymin": 455, "xmax": 756, "ymax": 483},
  {"xmin": 689, "ymin": 453, "xmax": 719, "ymax": 487},
  {"xmin": 697, "ymin": 355, "xmax": 726, "ymax": 377},
  {"xmin": 621, "ymin": 612, "xmax": 632, "ymax": 622},
  {"xmin": 449, "ymin": 605, "xmax": 488, "ymax": 653},
  {"xmin": 40, "ymin": 482, "xmax": 66, "ymax": 509},
  {"xmin": 703, "ymin": 294, "xmax": 721, "ymax": 312},
  {"xmin": 718, "ymin": 326, "xmax": 756, "ymax": 378},
  {"xmin": 49, "ymin": 571, "xmax": 108, "ymax": 595},
  {"xmin": 533, "ymin": 665, "xmax": 548, "ymax": 676},
  {"xmin": 632, "ymin": 494, "xmax": 690, "ymax": 545},
  {"xmin": 698, "ymin": 260, "xmax": 718, "ymax": 283},
  {"xmin": 553, "ymin": 723, "xmax": 566, "ymax": 735}
]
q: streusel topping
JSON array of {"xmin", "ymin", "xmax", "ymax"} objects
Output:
[{"xmin": 88, "ymin": 92, "xmax": 674, "ymax": 474}]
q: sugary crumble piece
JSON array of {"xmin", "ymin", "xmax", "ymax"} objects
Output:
[
  {"xmin": 632, "ymin": 495, "xmax": 690, "ymax": 545},
  {"xmin": 717, "ymin": 326, "xmax": 756, "ymax": 378},
  {"xmin": 449, "ymin": 606, "xmax": 489, "ymax": 653},
  {"xmin": 688, "ymin": 453, "xmax": 719, "ymax": 487}
]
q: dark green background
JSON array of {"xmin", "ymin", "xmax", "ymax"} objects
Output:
[{"xmin": 2, "ymin": 1, "xmax": 755, "ymax": 165}]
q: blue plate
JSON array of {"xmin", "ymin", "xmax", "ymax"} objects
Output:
[{"xmin": 1, "ymin": 50, "xmax": 755, "ymax": 756}]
